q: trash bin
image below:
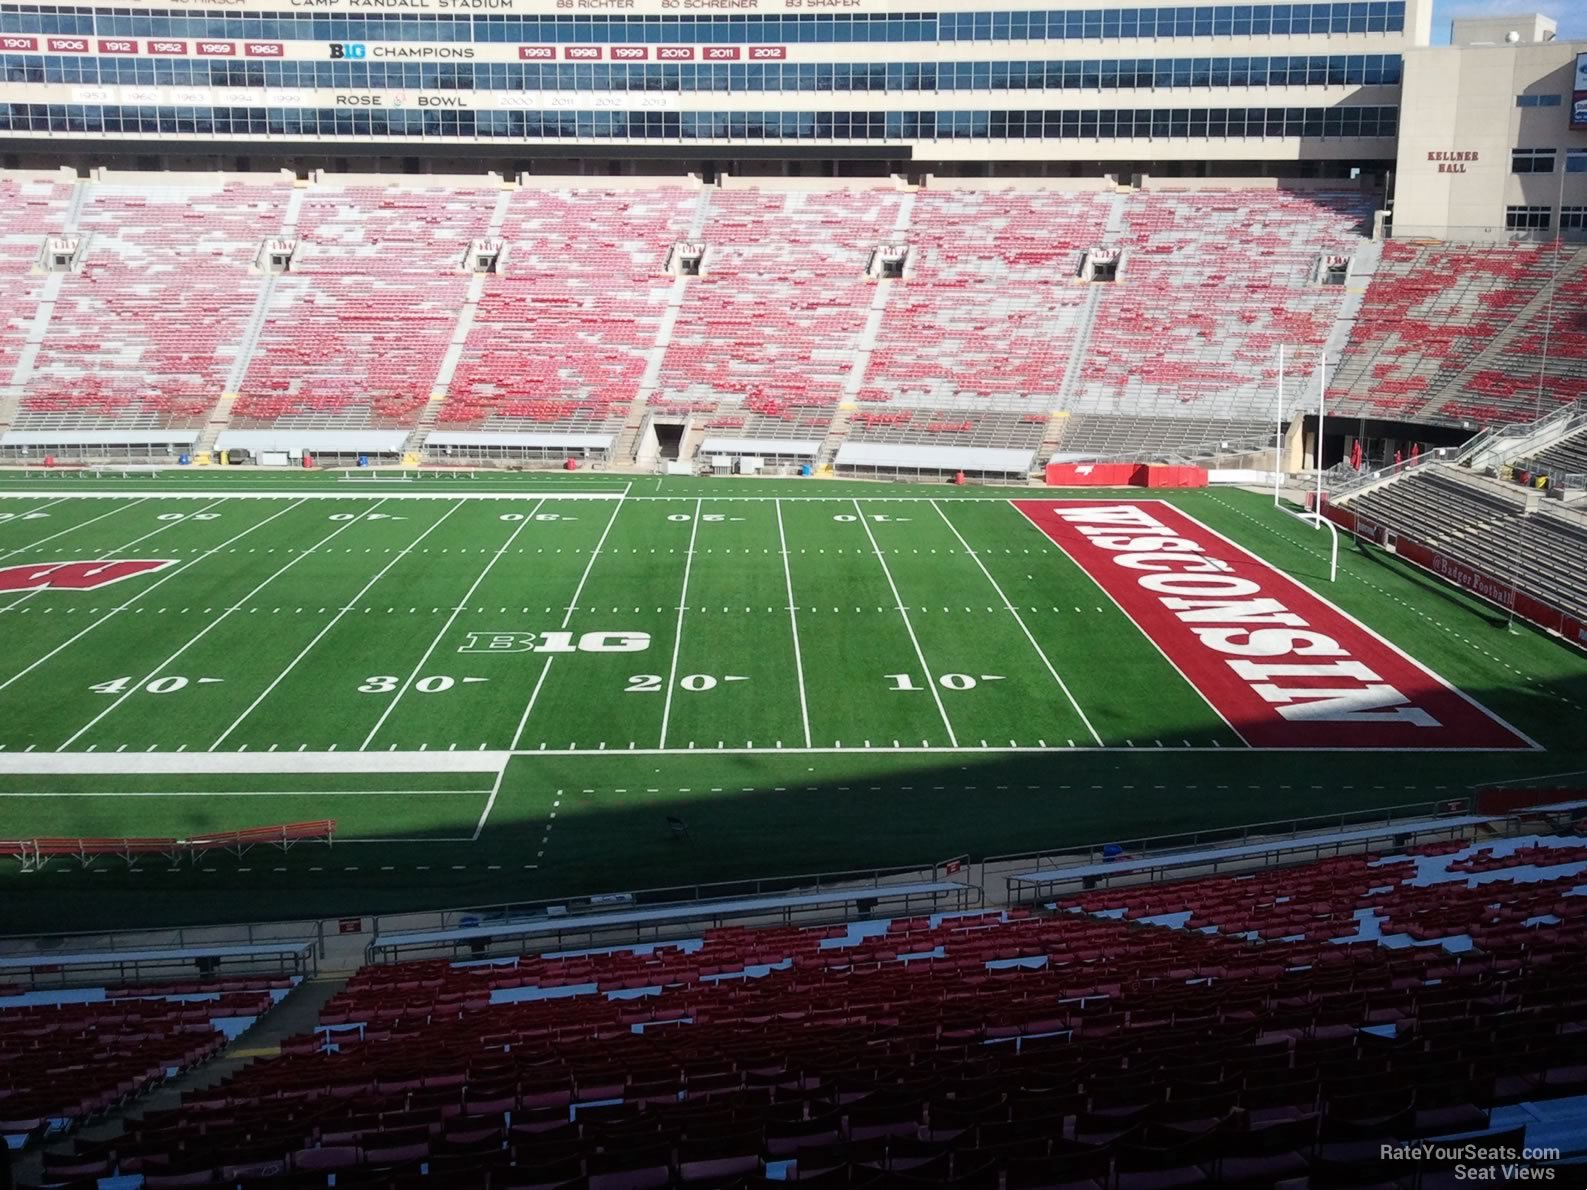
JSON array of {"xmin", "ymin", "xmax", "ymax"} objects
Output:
[
  {"xmin": 800, "ymin": 464, "xmax": 813, "ymax": 477},
  {"xmin": 178, "ymin": 454, "xmax": 191, "ymax": 466},
  {"xmin": 357, "ymin": 454, "xmax": 368, "ymax": 468}
]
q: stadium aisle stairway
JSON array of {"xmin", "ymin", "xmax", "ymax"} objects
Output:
[
  {"xmin": 24, "ymin": 835, "xmax": 1587, "ymax": 1188},
  {"xmin": 0, "ymin": 977, "xmax": 297, "ymax": 1159}
]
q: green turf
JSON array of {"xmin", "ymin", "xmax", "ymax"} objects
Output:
[{"xmin": 1, "ymin": 473, "xmax": 1584, "ymax": 933}]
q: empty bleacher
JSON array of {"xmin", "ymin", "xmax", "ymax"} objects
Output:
[
  {"xmin": 845, "ymin": 409, "xmax": 1050, "ymax": 454},
  {"xmin": 0, "ymin": 976, "xmax": 294, "ymax": 1158},
  {"xmin": 440, "ymin": 188, "xmax": 695, "ymax": 437},
  {"xmin": 1519, "ymin": 426, "xmax": 1587, "ymax": 486},
  {"xmin": 0, "ymin": 178, "xmax": 1418, "ymax": 464},
  {"xmin": 1051, "ymin": 413, "xmax": 1273, "ymax": 461},
  {"xmin": 16, "ymin": 180, "xmax": 286, "ymax": 432},
  {"xmin": 1071, "ymin": 190, "xmax": 1371, "ymax": 427},
  {"xmin": 1330, "ymin": 241, "xmax": 1587, "ymax": 428},
  {"xmin": 234, "ymin": 185, "xmax": 495, "ymax": 430},
  {"xmin": 1342, "ymin": 465, "xmax": 1587, "ymax": 621},
  {"xmin": 22, "ymin": 828, "xmax": 1587, "ymax": 1188},
  {"xmin": 655, "ymin": 189, "xmax": 902, "ymax": 433},
  {"xmin": 861, "ymin": 190, "xmax": 1108, "ymax": 415}
]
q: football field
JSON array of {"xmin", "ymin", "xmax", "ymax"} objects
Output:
[{"xmin": 1, "ymin": 471, "xmax": 1583, "ymax": 931}]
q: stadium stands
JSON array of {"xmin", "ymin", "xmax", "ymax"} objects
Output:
[
  {"xmin": 1050, "ymin": 413, "xmax": 1273, "ymax": 461},
  {"xmin": 1339, "ymin": 464, "xmax": 1587, "ymax": 621},
  {"xmin": 860, "ymin": 190, "xmax": 1106, "ymax": 416},
  {"xmin": 1330, "ymin": 240, "xmax": 1587, "ymax": 428},
  {"xmin": 441, "ymin": 187, "xmax": 695, "ymax": 437},
  {"xmin": 1070, "ymin": 190, "xmax": 1371, "ymax": 427},
  {"xmin": 29, "ymin": 832, "xmax": 1587, "ymax": 1188},
  {"xmin": 15, "ymin": 180, "xmax": 285, "ymax": 432},
  {"xmin": 0, "ymin": 977, "xmax": 293, "ymax": 1155},
  {"xmin": 234, "ymin": 185, "xmax": 494, "ymax": 430},
  {"xmin": 1519, "ymin": 426, "xmax": 1587, "ymax": 487},
  {"xmin": 654, "ymin": 188, "xmax": 902, "ymax": 438},
  {"xmin": 0, "ymin": 177, "xmax": 1402, "ymax": 467}
]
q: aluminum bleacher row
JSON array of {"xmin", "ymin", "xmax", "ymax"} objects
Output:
[
  {"xmin": 24, "ymin": 832, "xmax": 1587, "ymax": 1189},
  {"xmin": 0, "ymin": 180, "xmax": 1391, "ymax": 463},
  {"xmin": 1340, "ymin": 465, "xmax": 1587, "ymax": 622},
  {"xmin": 1, "ymin": 977, "xmax": 296, "ymax": 1154},
  {"xmin": 1329, "ymin": 241, "xmax": 1587, "ymax": 429}
]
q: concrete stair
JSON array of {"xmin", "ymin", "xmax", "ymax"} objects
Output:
[
  {"xmin": 404, "ymin": 392, "xmax": 446, "ymax": 457},
  {"xmin": 1034, "ymin": 411, "xmax": 1070, "ymax": 467},
  {"xmin": 14, "ymin": 972, "xmax": 349, "ymax": 1186},
  {"xmin": 815, "ymin": 402, "xmax": 856, "ymax": 470},
  {"xmin": 194, "ymin": 393, "xmax": 238, "ymax": 456}
]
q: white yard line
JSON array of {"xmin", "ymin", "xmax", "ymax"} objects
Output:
[
  {"xmin": 931, "ymin": 500, "xmax": 1103, "ymax": 748},
  {"xmin": 0, "ymin": 489, "xmax": 628, "ymax": 502},
  {"xmin": 0, "ymin": 750, "xmax": 506, "ymax": 774},
  {"xmin": 658, "ymin": 496, "xmax": 703, "ymax": 750},
  {"xmin": 0, "ymin": 499, "xmax": 306, "ymax": 698},
  {"xmin": 854, "ymin": 498, "xmax": 957, "ymax": 748},
  {"xmin": 1010, "ymin": 500, "xmax": 1248, "ymax": 748},
  {"xmin": 470, "ymin": 766, "xmax": 507, "ymax": 841},
  {"xmin": 0, "ymin": 496, "xmax": 132, "ymax": 561},
  {"xmin": 58, "ymin": 501, "xmax": 389, "ymax": 750},
  {"xmin": 358, "ymin": 499, "xmax": 545, "ymax": 752},
  {"xmin": 509, "ymin": 484, "xmax": 631, "ymax": 751},
  {"xmin": 1, "ymin": 497, "xmax": 222, "ymax": 613},
  {"xmin": 776, "ymin": 499, "xmax": 813, "ymax": 750},
  {"xmin": 208, "ymin": 499, "xmax": 467, "ymax": 751}
]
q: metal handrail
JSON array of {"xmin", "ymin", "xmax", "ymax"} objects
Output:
[
  {"xmin": 980, "ymin": 797, "xmax": 1471, "ymax": 889},
  {"xmin": 1324, "ymin": 447, "xmax": 1456, "ymax": 501}
]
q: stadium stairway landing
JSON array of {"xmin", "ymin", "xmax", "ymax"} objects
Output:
[{"xmin": 14, "ymin": 971, "xmax": 350, "ymax": 1186}]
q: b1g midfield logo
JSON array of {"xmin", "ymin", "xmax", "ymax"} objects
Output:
[
  {"xmin": 458, "ymin": 631, "xmax": 650, "ymax": 654},
  {"xmin": 0, "ymin": 559, "xmax": 172, "ymax": 592}
]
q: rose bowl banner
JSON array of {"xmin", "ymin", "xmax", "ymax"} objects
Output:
[{"xmin": 1014, "ymin": 500, "xmax": 1538, "ymax": 750}]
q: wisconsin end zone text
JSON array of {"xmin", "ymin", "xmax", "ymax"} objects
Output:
[{"xmin": 1014, "ymin": 500, "xmax": 1537, "ymax": 751}]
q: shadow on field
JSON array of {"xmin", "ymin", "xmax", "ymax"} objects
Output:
[{"xmin": 6, "ymin": 661, "xmax": 1586, "ymax": 937}]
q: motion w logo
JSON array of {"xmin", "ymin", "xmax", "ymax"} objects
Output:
[{"xmin": 0, "ymin": 559, "xmax": 173, "ymax": 592}]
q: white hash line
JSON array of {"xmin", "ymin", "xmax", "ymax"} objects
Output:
[
  {"xmin": 0, "ymin": 496, "xmax": 131, "ymax": 561},
  {"xmin": 1009, "ymin": 500, "xmax": 1249, "ymax": 748},
  {"xmin": 776, "ymin": 498, "xmax": 813, "ymax": 750},
  {"xmin": 855, "ymin": 497, "xmax": 957, "ymax": 748},
  {"xmin": 1, "ymin": 499, "xmax": 153, "ymax": 578},
  {"xmin": 658, "ymin": 496, "xmax": 703, "ymax": 750},
  {"xmin": 509, "ymin": 483, "xmax": 631, "ymax": 752},
  {"xmin": 209, "ymin": 499, "xmax": 467, "ymax": 751},
  {"xmin": 59, "ymin": 500, "xmax": 389, "ymax": 750},
  {"xmin": 930, "ymin": 499, "xmax": 1103, "ymax": 748},
  {"xmin": 470, "ymin": 765, "xmax": 506, "ymax": 841},
  {"xmin": 2, "ymin": 497, "xmax": 237, "ymax": 614},
  {"xmin": 0, "ymin": 499, "xmax": 301, "ymax": 698},
  {"xmin": 360, "ymin": 498, "xmax": 545, "ymax": 752}
]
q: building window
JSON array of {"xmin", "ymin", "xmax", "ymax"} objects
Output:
[
  {"xmin": 1562, "ymin": 207, "xmax": 1587, "ymax": 231},
  {"xmin": 1511, "ymin": 148, "xmax": 1556, "ymax": 174},
  {"xmin": 1515, "ymin": 94, "xmax": 1563, "ymax": 108},
  {"xmin": 1506, "ymin": 206, "xmax": 1553, "ymax": 231},
  {"xmin": 1568, "ymin": 149, "xmax": 1587, "ymax": 174}
]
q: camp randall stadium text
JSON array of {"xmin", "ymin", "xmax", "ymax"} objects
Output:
[{"xmin": 292, "ymin": 0, "xmax": 517, "ymax": 10}]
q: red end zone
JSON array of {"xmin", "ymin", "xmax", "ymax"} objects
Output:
[{"xmin": 1013, "ymin": 500, "xmax": 1538, "ymax": 751}]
